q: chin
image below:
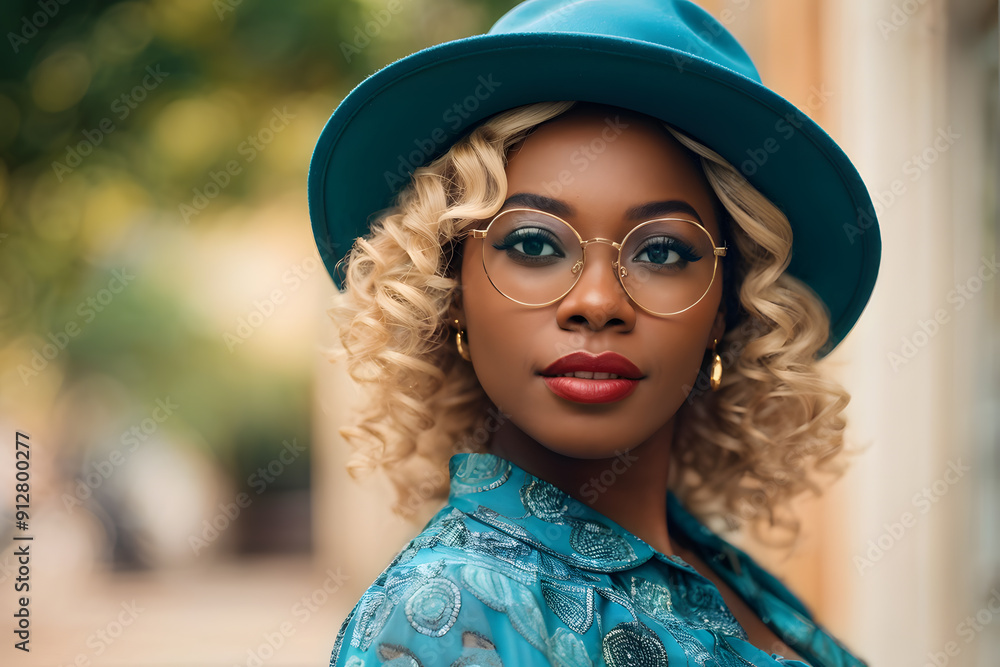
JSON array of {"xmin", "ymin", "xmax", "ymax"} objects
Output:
[
  {"xmin": 528, "ymin": 423, "xmax": 661, "ymax": 461},
  {"xmin": 543, "ymin": 443, "xmax": 626, "ymax": 461}
]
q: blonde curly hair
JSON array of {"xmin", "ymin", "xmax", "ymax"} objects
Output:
[{"xmin": 328, "ymin": 100, "xmax": 852, "ymax": 544}]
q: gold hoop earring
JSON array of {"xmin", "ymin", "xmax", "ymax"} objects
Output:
[
  {"xmin": 454, "ymin": 319, "xmax": 471, "ymax": 361},
  {"xmin": 709, "ymin": 338, "xmax": 723, "ymax": 391}
]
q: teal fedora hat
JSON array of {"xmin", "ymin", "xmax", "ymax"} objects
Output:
[{"xmin": 308, "ymin": 0, "xmax": 880, "ymax": 353}]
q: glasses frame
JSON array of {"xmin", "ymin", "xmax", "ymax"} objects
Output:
[{"xmin": 468, "ymin": 207, "xmax": 728, "ymax": 317}]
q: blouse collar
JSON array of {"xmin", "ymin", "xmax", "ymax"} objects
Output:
[
  {"xmin": 447, "ymin": 452, "xmax": 722, "ymax": 578},
  {"xmin": 446, "ymin": 452, "xmax": 860, "ymax": 667}
]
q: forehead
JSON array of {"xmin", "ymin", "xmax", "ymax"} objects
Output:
[{"xmin": 503, "ymin": 105, "xmax": 723, "ymax": 240}]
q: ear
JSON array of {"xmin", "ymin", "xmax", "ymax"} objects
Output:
[
  {"xmin": 708, "ymin": 305, "xmax": 726, "ymax": 350},
  {"xmin": 447, "ymin": 289, "xmax": 465, "ymax": 329}
]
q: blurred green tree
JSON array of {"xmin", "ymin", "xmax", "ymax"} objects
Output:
[{"xmin": 0, "ymin": 0, "xmax": 519, "ymax": 556}]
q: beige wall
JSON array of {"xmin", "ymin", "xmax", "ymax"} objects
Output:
[
  {"xmin": 313, "ymin": 305, "xmax": 442, "ymax": 603},
  {"xmin": 819, "ymin": 0, "xmax": 995, "ymax": 665}
]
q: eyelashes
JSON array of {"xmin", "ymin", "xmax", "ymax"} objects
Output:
[
  {"xmin": 631, "ymin": 237, "xmax": 702, "ymax": 268},
  {"xmin": 494, "ymin": 227, "xmax": 566, "ymax": 262}
]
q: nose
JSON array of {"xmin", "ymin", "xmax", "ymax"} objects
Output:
[{"xmin": 554, "ymin": 240, "xmax": 637, "ymax": 331}]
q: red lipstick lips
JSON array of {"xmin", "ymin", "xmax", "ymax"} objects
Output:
[{"xmin": 539, "ymin": 351, "xmax": 643, "ymax": 404}]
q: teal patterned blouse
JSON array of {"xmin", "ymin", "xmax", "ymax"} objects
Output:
[{"xmin": 330, "ymin": 453, "xmax": 867, "ymax": 667}]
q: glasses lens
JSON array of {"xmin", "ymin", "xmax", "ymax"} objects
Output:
[
  {"xmin": 619, "ymin": 219, "xmax": 719, "ymax": 315},
  {"xmin": 479, "ymin": 211, "xmax": 721, "ymax": 315},
  {"xmin": 482, "ymin": 209, "xmax": 582, "ymax": 305}
]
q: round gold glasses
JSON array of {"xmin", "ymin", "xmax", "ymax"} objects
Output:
[{"xmin": 468, "ymin": 207, "xmax": 727, "ymax": 317}]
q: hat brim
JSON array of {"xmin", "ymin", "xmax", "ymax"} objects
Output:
[{"xmin": 308, "ymin": 32, "xmax": 880, "ymax": 352}]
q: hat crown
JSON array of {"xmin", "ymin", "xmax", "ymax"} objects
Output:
[
  {"xmin": 488, "ymin": 0, "xmax": 760, "ymax": 82},
  {"xmin": 308, "ymin": 0, "xmax": 880, "ymax": 352}
]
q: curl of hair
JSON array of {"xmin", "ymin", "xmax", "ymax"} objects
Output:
[
  {"xmin": 664, "ymin": 127, "xmax": 853, "ymax": 546},
  {"xmin": 328, "ymin": 100, "xmax": 853, "ymax": 543},
  {"xmin": 328, "ymin": 101, "xmax": 577, "ymax": 518}
]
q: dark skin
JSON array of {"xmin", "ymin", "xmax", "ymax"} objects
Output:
[{"xmin": 449, "ymin": 103, "xmax": 804, "ymax": 662}]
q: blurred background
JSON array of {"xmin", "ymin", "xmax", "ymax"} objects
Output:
[{"xmin": 0, "ymin": 0, "xmax": 995, "ymax": 665}]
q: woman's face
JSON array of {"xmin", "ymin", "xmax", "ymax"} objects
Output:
[{"xmin": 454, "ymin": 104, "xmax": 727, "ymax": 459}]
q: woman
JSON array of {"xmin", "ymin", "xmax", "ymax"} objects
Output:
[{"xmin": 308, "ymin": 1, "xmax": 880, "ymax": 665}]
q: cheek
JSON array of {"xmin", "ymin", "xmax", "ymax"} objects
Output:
[
  {"xmin": 642, "ymin": 329, "xmax": 707, "ymax": 405},
  {"xmin": 460, "ymin": 251, "xmax": 526, "ymax": 400},
  {"xmin": 647, "ymin": 293, "xmax": 724, "ymax": 397}
]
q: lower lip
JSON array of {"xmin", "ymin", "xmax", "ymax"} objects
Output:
[{"xmin": 542, "ymin": 376, "xmax": 640, "ymax": 403}]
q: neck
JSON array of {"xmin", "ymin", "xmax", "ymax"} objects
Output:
[{"xmin": 485, "ymin": 413, "xmax": 677, "ymax": 556}]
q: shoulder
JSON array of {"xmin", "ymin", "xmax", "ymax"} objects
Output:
[
  {"xmin": 667, "ymin": 494, "xmax": 868, "ymax": 666},
  {"xmin": 329, "ymin": 505, "xmax": 601, "ymax": 667}
]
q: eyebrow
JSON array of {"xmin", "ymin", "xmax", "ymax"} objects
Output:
[
  {"xmin": 500, "ymin": 192, "xmax": 704, "ymax": 223},
  {"xmin": 500, "ymin": 192, "xmax": 574, "ymax": 217},
  {"xmin": 626, "ymin": 199, "xmax": 703, "ymax": 223}
]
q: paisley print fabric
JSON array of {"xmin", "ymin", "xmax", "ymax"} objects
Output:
[{"xmin": 330, "ymin": 453, "xmax": 868, "ymax": 667}]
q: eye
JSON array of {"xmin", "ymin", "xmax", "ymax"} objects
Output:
[
  {"xmin": 632, "ymin": 237, "xmax": 701, "ymax": 268},
  {"xmin": 493, "ymin": 226, "xmax": 565, "ymax": 262}
]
